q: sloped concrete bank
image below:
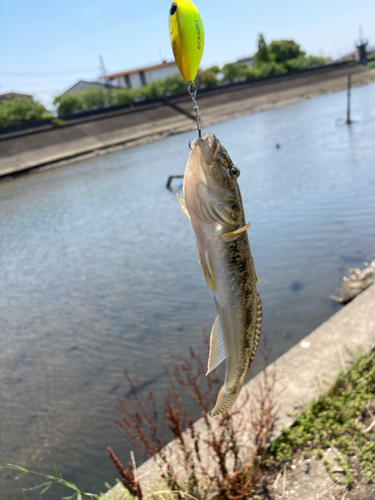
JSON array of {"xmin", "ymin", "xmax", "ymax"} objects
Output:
[
  {"xmin": 106, "ymin": 283, "xmax": 375, "ymax": 499},
  {"xmin": 1, "ymin": 64, "xmax": 375, "ymax": 179}
]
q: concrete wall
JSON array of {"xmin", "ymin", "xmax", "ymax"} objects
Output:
[{"xmin": 1, "ymin": 62, "xmax": 373, "ymax": 178}]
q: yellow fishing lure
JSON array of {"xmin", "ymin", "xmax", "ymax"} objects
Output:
[{"xmin": 169, "ymin": 0, "xmax": 205, "ymax": 82}]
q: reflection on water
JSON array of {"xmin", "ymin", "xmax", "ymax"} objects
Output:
[{"xmin": 1, "ymin": 83, "xmax": 375, "ymax": 498}]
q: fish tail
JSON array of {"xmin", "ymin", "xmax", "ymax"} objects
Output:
[{"xmin": 209, "ymin": 385, "xmax": 241, "ymax": 417}]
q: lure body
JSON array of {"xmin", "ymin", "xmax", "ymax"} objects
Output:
[{"xmin": 169, "ymin": 0, "xmax": 205, "ymax": 82}]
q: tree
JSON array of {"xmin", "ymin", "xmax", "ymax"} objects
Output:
[
  {"xmin": 0, "ymin": 96, "xmax": 51, "ymax": 127},
  {"xmin": 195, "ymin": 69, "xmax": 219, "ymax": 89},
  {"xmin": 269, "ymin": 39, "xmax": 305, "ymax": 63},
  {"xmin": 206, "ymin": 65, "xmax": 221, "ymax": 75},
  {"xmin": 251, "ymin": 35, "xmax": 324, "ymax": 79},
  {"xmin": 285, "ymin": 55, "xmax": 326, "ymax": 72},
  {"xmin": 221, "ymin": 62, "xmax": 249, "ymax": 83},
  {"xmin": 254, "ymin": 33, "xmax": 272, "ymax": 64},
  {"xmin": 161, "ymin": 74, "xmax": 187, "ymax": 95}
]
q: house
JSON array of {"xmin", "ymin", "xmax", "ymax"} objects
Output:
[
  {"xmin": 63, "ymin": 80, "xmax": 114, "ymax": 95},
  {"xmin": 340, "ymin": 50, "xmax": 359, "ymax": 63},
  {"xmin": 99, "ymin": 60, "xmax": 179, "ymax": 89},
  {"xmin": 0, "ymin": 92, "xmax": 32, "ymax": 103},
  {"xmin": 236, "ymin": 56, "xmax": 254, "ymax": 67}
]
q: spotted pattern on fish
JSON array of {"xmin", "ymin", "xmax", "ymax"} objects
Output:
[
  {"xmin": 181, "ymin": 132, "xmax": 262, "ymax": 417},
  {"xmin": 209, "ymin": 229, "xmax": 261, "ymax": 417}
]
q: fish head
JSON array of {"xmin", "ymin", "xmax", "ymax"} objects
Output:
[{"xmin": 183, "ymin": 133, "xmax": 245, "ymax": 235}]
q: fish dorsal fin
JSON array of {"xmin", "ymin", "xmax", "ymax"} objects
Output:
[
  {"xmin": 247, "ymin": 293, "xmax": 263, "ymax": 370},
  {"xmin": 207, "ymin": 316, "xmax": 227, "ymax": 375},
  {"xmin": 222, "ymin": 221, "xmax": 251, "ymax": 242},
  {"xmin": 177, "ymin": 194, "xmax": 191, "ymax": 220}
]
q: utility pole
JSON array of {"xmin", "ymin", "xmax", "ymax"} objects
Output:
[
  {"xmin": 346, "ymin": 74, "xmax": 351, "ymax": 125},
  {"xmin": 99, "ymin": 55, "xmax": 111, "ymax": 88},
  {"xmin": 356, "ymin": 26, "xmax": 368, "ymax": 65}
]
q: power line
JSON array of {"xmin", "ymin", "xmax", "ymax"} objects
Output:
[
  {"xmin": 0, "ymin": 68, "xmax": 99, "ymax": 77},
  {"xmin": 0, "ymin": 79, "xmax": 98, "ymax": 88}
]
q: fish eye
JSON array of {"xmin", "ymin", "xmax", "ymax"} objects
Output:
[
  {"xmin": 170, "ymin": 3, "xmax": 177, "ymax": 15},
  {"xmin": 230, "ymin": 166, "xmax": 240, "ymax": 178}
]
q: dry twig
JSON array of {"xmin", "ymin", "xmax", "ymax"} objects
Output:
[
  {"xmin": 108, "ymin": 447, "xmax": 143, "ymax": 500},
  {"xmin": 272, "ymin": 470, "xmax": 281, "ymax": 489},
  {"xmin": 321, "ymin": 482, "xmax": 339, "ymax": 496},
  {"xmin": 111, "ymin": 338, "xmax": 278, "ymax": 500},
  {"xmin": 281, "ymin": 465, "xmax": 287, "ymax": 500},
  {"xmin": 341, "ymin": 489, "xmax": 348, "ymax": 500}
]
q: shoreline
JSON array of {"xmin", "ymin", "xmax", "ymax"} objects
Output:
[
  {"xmin": 106, "ymin": 282, "xmax": 375, "ymax": 499},
  {"xmin": 1, "ymin": 65, "xmax": 374, "ymax": 180}
]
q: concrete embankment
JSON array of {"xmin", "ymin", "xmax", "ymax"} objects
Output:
[
  {"xmin": 1, "ymin": 63, "xmax": 375, "ymax": 179},
  {"xmin": 107, "ymin": 283, "xmax": 375, "ymax": 499}
]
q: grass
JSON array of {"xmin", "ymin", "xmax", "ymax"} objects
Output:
[{"xmin": 269, "ymin": 346, "xmax": 375, "ymax": 486}]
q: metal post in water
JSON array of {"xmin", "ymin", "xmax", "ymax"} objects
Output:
[{"xmin": 346, "ymin": 74, "xmax": 351, "ymax": 125}]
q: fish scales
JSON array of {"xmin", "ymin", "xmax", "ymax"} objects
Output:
[
  {"xmin": 215, "ymin": 234, "xmax": 259, "ymax": 415},
  {"xmin": 178, "ymin": 132, "xmax": 262, "ymax": 416}
]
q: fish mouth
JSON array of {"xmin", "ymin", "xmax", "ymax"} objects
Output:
[
  {"xmin": 189, "ymin": 132, "xmax": 220, "ymax": 166},
  {"xmin": 185, "ymin": 132, "xmax": 221, "ymax": 188}
]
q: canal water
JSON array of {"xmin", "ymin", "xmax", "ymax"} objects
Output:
[{"xmin": 1, "ymin": 83, "xmax": 375, "ymax": 498}]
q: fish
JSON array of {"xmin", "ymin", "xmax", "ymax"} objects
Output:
[
  {"xmin": 169, "ymin": 0, "xmax": 205, "ymax": 82},
  {"xmin": 177, "ymin": 133, "xmax": 262, "ymax": 416},
  {"xmin": 125, "ymin": 371, "xmax": 167, "ymax": 398}
]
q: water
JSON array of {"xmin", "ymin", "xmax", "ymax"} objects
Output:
[{"xmin": 1, "ymin": 83, "xmax": 375, "ymax": 498}]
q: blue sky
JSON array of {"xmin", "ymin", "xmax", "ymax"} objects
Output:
[{"xmin": 1, "ymin": 0, "xmax": 374, "ymax": 108}]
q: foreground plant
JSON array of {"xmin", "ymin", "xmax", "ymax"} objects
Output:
[
  {"xmin": 0, "ymin": 462, "xmax": 100, "ymax": 499},
  {"xmin": 109, "ymin": 339, "xmax": 278, "ymax": 500}
]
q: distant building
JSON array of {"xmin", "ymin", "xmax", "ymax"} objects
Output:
[
  {"xmin": 338, "ymin": 36, "xmax": 370, "ymax": 65},
  {"xmin": 63, "ymin": 80, "xmax": 113, "ymax": 95},
  {"xmin": 236, "ymin": 56, "xmax": 254, "ymax": 67},
  {"xmin": 340, "ymin": 50, "xmax": 359, "ymax": 63},
  {"xmin": 0, "ymin": 92, "xmax": 32, "ymax": 103},
  {"xmin": 99, "ymin": 60, "xmax": 179, "ymax": 89}
]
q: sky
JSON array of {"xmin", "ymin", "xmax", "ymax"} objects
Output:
[{"xmin": 1, "ymin": 0, "xmax": 374, "ymax": 108}]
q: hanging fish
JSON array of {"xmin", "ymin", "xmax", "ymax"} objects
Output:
[
  {"xmin": 169, "ymin": 0, "xmax": 205, "ymax": 82},
  {"xmin": 177, "ymin": 133, "xmax": 262, "ymax": 416}
]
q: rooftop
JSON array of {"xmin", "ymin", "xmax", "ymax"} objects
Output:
[
  {"xmin": 0, "ymin": 92, "xmax": 32, "ymax": 102},
  {"xmin": 100, "ymin": 60, "xmax": 177, "ymax": 80}
]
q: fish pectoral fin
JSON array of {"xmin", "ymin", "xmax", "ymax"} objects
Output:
[
  {"xmin": 222, "ymin": 221, "xmax": 251, "ymax": 242},
  {"xmin": 177, "ymin": 194, "xmax": 191, "ymax": 220},
  {"xmin": 207, "ymin": 315, "xmax": 227, "ymax": 375},
  {"xmin": 197, "ymin": 250, "xmax": 216, "ymax": 291},
  {"xmin": 247, "ymin": 293, "xmax": 263, "ymax": 370}
]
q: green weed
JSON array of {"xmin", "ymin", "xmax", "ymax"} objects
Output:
[{"xmin": 269, "ymin": 347, "xmax": 375, "ymax": 484}]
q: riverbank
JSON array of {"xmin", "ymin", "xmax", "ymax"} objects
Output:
[
  {"xmin": 106, "ymin": 282, "xmax": 375, "ymax": 499},
  {"xmin": 1, "ymin": 63, "xmax": 374, "ymax": 179}
]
